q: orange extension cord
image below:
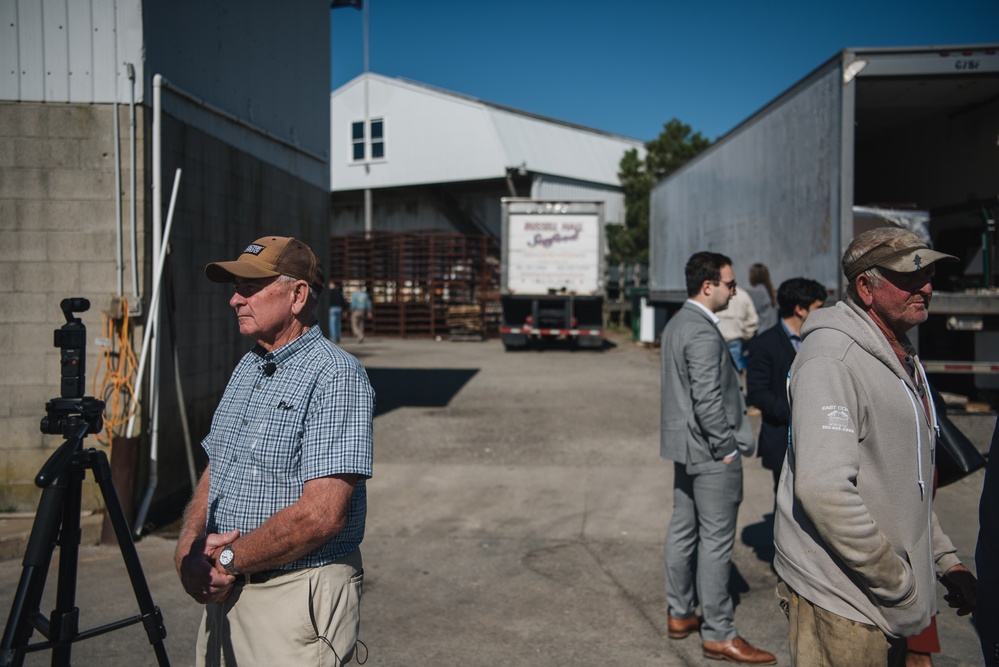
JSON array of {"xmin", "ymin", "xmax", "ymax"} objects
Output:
[{"xmin": 91, "ymin": 298, "xmax": 138, "ymax": 445}]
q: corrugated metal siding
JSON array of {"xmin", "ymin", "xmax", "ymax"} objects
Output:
[
  {"xmin": 143, "ymin": 0, "xmax": 329, "ymax": 168},
  {"xmin": 0, "ymin": 0, "xmax": 143, "ymax": 103},
  {"xmin": 3, "ymin": 0, "xmax": 328, "ymax": 188},
  {"xmin": 650, "ymin": 59, "xmax": 843, "ymax": 296},
  {"xmin": 532, "ymin": 175, "xmax": 627, "ymax": 224},
  {"xmin": 489, "ymin": 107, "xmax": 640, "ymax": 188}
]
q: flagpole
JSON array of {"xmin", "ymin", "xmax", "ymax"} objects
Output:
[{"xmin": 363, "ymin": 0, "xmax": 372, "ymax": 238}]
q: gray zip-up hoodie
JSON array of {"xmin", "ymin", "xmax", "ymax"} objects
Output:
[{"xmin": 773, "ymin": 299, "xmax": 960, "ymax": 638}]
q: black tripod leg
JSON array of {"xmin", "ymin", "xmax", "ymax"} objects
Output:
[
  {"xmin": 89, "ymin": 450, "xmax": 170, "ymax": 667},
  {"xmin": 50, "ymin": 465, "xmax": 84, "ymax": 665},
  {"xmin": 0, "ymin": 475, "xmax": 67, "ymax": 667}
]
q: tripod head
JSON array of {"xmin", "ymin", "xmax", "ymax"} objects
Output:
[{"xmin": 37, "ymin": 298, "xmax": 105, "ymax": 487}]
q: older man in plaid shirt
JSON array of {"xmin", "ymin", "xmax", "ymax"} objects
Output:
[{"xmin": 175, "ymin": 236, "xmax": 374, "ymax": 666}]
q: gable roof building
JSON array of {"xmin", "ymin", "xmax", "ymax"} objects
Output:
[{"xmin": 331, "ymin": 73, "xmax": 644, "ymax": 237}]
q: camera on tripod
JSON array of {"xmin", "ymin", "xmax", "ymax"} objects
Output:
[
  {"xmin": 40, "ymin": 298, "xmax": 104, "ymax": 438},
  {"xmin": 1, "ymin": 297, "xmax": 170, "ymax": 667}
]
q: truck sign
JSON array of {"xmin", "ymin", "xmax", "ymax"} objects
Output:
[{"xmin": 506, "ymin": 213, "xmax": 601, "ymax": 295}]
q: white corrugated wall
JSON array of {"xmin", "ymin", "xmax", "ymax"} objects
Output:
[{"xmin": 0, "ymin": 0, "xmax": 144, "ymax": 103}]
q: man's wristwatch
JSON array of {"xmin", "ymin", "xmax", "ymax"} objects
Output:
[{"xmin": 218, "ymin": 544, "xmax": 238, "ymax": 575}]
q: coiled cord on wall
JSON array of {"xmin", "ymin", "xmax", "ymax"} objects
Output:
[{"xmin": 91, "ymin": 297, "xmax": 138, "ymax": 445}]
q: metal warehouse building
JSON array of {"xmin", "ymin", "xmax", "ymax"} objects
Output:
[{"xmin": 1, "ymin": 0, "xmax": 331, "ymax": 524}]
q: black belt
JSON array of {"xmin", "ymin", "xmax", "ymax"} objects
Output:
[{"xmin": 234, "ymin": 569, "xmax": 287, "ymax": 585}]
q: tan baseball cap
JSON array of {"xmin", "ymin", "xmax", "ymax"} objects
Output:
[
  {"xmin": 205, "ymin": 236, "xmax": 324, "ymax": 293},
  {"xmin": 843, "ymin": 227, "xmax": 958, "ymax": 282}
]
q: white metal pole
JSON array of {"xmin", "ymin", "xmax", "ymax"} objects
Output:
[
  {"xmin": 363, "ymin": 0, "xmax": 372, "ymax": 236},
  {"xmin": 153, "ymin": 75, "xmax": 163, "ymax": 281},
  {"xmin": 127, "ymin": 63, "xmax": 140, "ymax": 309},
  {"xmin": 113, "ymin": 95, "xmax": 123, "ymax": 297}
]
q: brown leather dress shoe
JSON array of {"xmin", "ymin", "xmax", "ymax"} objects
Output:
[
  {"xmin": 702, "ymin": 636, "xmax": 777, "ymax": 665},
  {"xmin": 667, "ymin": 614, "xmax": 701, "ymax": 639}
]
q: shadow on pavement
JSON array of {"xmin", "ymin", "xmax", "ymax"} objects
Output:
[
  {"xmin": 741, "ymin": 513, "xmax": 776, "ymax": 563},
  {"xmin": 366, "ymin": 367, "xmax": 479, "ymax": 417},
  {"xmin": 503, "ymin": 338, "xmax": 619, "ymax": 352},
  {"xmin": 729, "ymin": 562, "xmax": 751, "ymax": 607}
]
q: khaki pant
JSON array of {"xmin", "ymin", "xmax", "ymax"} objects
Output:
[
  {"xmin": 197, "ymin": 550, "xmax": 363, "ymax": 667},
  {"xmin": 350, "ymin": 310, "xmax": 367, "ymax": 341},
  {"xmin": 776, "ymin": 580, "xmax": 905, "ymax": 667}
]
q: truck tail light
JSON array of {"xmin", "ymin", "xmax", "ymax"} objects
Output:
[{"xmin": 525, "ymin": 315, "xmax": 533, "ymax": 326}]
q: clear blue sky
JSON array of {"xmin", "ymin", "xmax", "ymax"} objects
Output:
[{"xmin": 331, "ymin": 0, "xmax": 998, "ymax": 142}]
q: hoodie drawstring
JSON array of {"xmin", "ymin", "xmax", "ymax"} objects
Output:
[{"xmin": 900, "ymin": 377, "xmax": 926, "ymax": 502}]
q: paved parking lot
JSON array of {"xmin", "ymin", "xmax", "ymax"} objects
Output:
[{"xmin": 0, "ymin": 333, "xmax": 991, "ymax": 666}]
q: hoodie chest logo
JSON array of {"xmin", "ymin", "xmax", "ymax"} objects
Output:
[{"xmin": 821, "ymin": 405, "xmax": 855, "ymax": 433}]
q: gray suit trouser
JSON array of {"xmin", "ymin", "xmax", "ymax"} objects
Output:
[{"xmin": 665, "ymin": 456, "xmax": 743, "ymax": 643}]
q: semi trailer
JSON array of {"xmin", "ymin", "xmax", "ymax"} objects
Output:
[{"xmin": 649, "ymin": 44, "xmax": 999, "ymax": 401}]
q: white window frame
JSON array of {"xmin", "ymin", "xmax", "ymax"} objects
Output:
[{"xmin": 350, "ymin": 117, "xmax": 387, "ymax": 164}]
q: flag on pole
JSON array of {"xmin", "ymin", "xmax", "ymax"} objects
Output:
[{"xmin": 331, "ymin": 0, "xmax": 362, "ymax": 9}]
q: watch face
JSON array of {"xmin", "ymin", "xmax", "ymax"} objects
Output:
[{"xmin": 220, "ymin": 548, "xmax": 234, "ymax": 567}]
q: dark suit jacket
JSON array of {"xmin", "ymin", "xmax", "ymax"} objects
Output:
[
  {"xmin": 746, "ymin": 322, "xmax": 796, "ymax": 471},
  {"xmin": 977, "ymin": 423, "xmax": 999, "ymax": 666}
]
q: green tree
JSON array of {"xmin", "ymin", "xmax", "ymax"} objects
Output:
[{"xmin": 607, "ymin": 118, "xmax": 712, "ymax": 264}]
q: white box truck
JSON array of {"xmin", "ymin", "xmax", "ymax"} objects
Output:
[
  {"xmin": 649, "ymin": 44, "xmax": 999, "ymax": 401},
  {"xmin": 500, "ymin": 199, "xmax": 604, "ymax": 349}
]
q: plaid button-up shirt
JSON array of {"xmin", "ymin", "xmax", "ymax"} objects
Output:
[{"xmin": 202, "ymin": 325, "xmax": 374, "ymax": 569}]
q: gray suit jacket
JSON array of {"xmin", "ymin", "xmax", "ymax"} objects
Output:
[{"xmin": 660, "ymin": 301, "xmax": 756, "ymax": 465}]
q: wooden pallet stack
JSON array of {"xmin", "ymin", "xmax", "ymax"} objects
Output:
[{"xmin": 330, "ymin": 230, "xmax": 500, "ymax": 338}]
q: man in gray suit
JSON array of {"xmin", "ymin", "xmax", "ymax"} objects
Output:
[{"xmin": 660, "ymin": 252, "xmax": 776, "ymax": 665}]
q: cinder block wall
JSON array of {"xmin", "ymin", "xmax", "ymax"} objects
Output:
[
  {"xmin": 0, "ymin": 102, "xmax": 329, "ymax": 521},
  {"xmin": 0, "ymin": 101, "xmax": 140, "ymax": 511}
]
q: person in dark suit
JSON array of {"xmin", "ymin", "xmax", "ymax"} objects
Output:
[
  {"xmin": 660, "ymin": 251, "xmax": 776, "ymax": 665},
  {"xmin": 978, "ymin": 421, "xmax": 999, "ymax": 666},
  {"xmin": 745, "ymin": 278, "xmax": 827, "ymax": 491}
]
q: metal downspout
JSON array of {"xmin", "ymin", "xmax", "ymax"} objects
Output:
[
  {"xmin": 113, "ymin": 95, "xmax": 123, "ymax": 297},
  {"xmin": 127, "ymin": 63, "xmax": 140, "ymax": 310},
  {"xmin": 132, "ymin": 75, "xmax": 165, "ymax": 536}
]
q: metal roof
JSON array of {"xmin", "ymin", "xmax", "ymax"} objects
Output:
[{"xmin": 331, "ymin": 73, "xmax": 644, "ymax": 192}]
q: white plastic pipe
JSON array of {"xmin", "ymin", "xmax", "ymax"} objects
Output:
[
  {"xmin": 130, "ymin": 168, "xmax": 182, "ymax": 536},
  {"xmin": 126, "ymin": 168, "xmax": 181, "ymax": 436}
]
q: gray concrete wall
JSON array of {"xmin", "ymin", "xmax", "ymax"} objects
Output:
[
  {"xmin": 0, "ymin": 101, "xmax": 329, "ymax": 519},
  {"xmin": 0, "ymin": 101, "xmax": 140, "ymax": 510}
]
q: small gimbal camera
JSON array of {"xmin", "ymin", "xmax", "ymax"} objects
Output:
[{"xmin": 40, "ymin": 298, "xmax": 104, "ymax": 438}]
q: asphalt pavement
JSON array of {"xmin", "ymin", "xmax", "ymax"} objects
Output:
[{"xmin": 0, "ymin": 332, "xmax": 992, "ymax": 666}]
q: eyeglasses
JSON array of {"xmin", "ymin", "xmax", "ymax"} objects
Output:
[{"xmin": 714, "ymin": 279, "xmax": 737, "ymax": 291}]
